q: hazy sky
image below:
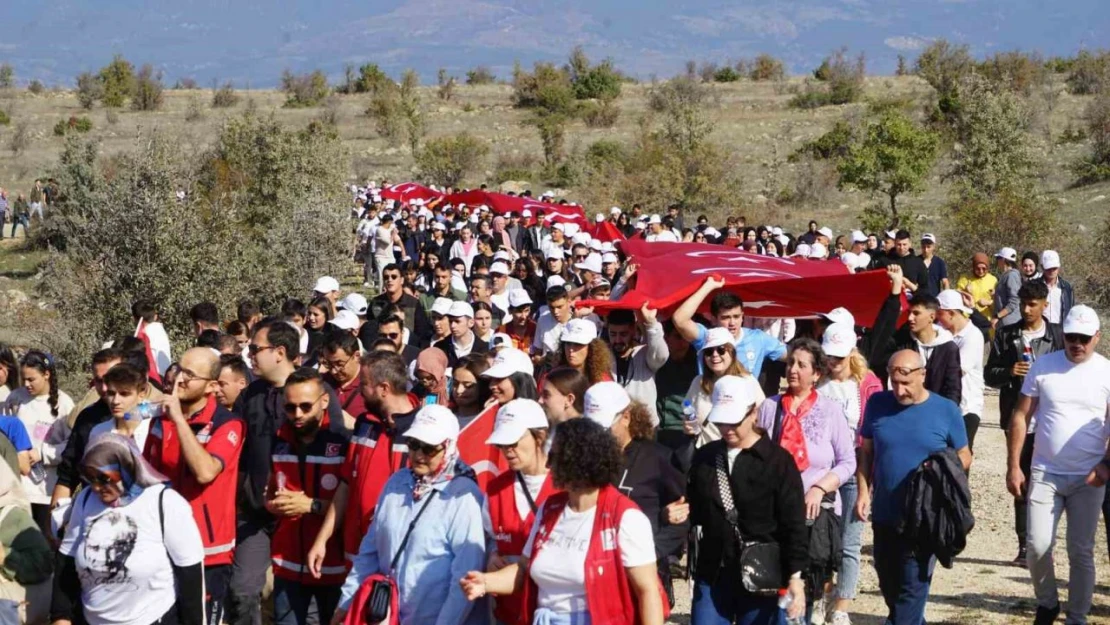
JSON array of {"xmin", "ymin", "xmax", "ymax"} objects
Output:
[{"xmin": 0, "ymin": 0, "xmax": 1106, "ymax": 86}]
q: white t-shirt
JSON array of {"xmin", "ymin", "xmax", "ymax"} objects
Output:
[
  {"xmin": 819, "ymin": 379, "xmax": 862, "ymax": 433},
  {"xmin": 89, "ymin": 419, "xmax": 153, "ymax": 455},
  {"xmin": 60, "ymin": 485, "xmax": 203, "ymax": 625},
  {"xmin": 515, "ymin": 473, "xmax": 547, "ymax": 521},
  {"xmin": 646, "ymin": 231, "xmax": 678, "ymax": 243},
  {"xmin": 532, "ymin": 310, "xmax": 568, "ymax": 356},
  {"xmin": 524, "ymin": 501, "xmax": 655, "ymax": 613},
  {"xmin": 374, "ymin": 225, "xmax": 395, "ymax": 259},
  {"xmin": 952, "ymin": 322, "xmax": 985, "ymax": 417},
  {"xmin": 1046, "ymin": 284, "xmax": 1063, "ymax": 324},
  {"xmin": 452, "ymin": 334, "xmax": 475, "ymax": 360},
  {"xmin": 1022, "ymin": 351, "xmax": 1110, "ymax": 475},
  {"xmin": 6, "ymin": 389, "xmax": 75, "ymax": 505}
]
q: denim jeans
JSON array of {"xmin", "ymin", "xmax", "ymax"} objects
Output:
[
  {"xmin": 272, "ymin": 577, "xmax": 341, "ymax": 625},
  {"xmin": 872, "ymin": 524, "xmax": 935, "ymax": 625},
  {"xmin": 692, "ymin": 576, "xmax": 786, "ymax": 625},
  {"xmin": 9, "ymin": 215, "xmax": 28, "ymax": 238},
  {"xmin": 836, "ymin": 478, "xmax": 865, "ymax": 601},
  {"xmin": 1027, "ymin": 470, "xmax": 1103, "ymax": 625}
]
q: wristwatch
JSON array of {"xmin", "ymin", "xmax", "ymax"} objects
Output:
[{"xmin": 310, "ymin": 498, "xmax": 323, "ymax": 515}]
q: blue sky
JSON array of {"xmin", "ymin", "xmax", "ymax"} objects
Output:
[{"xmin": 0, "ymin": 0, "xmax": 1106, "ymax": 86}]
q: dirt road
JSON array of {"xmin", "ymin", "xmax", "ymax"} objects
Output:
[{"xmin": 668, "ymin": 394, "xmax": 1110, "ymax": 625}]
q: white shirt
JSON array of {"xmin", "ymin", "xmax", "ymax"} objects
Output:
[
  {"xmin": 646, "ymin": 230, "xmax": 678, "ymax": 243},
  {"xmin": 6, "ymin": 389, "xmax": 74, "ymax": 505},
  {"xmin": 1046, "ymin": 283, "xmax": 1063, "ymax": 324},
  {"xmin": 514, "ymin": 473, "xmax": 547, "ymax": 521},
  {"xmin": 373, "ymin": 225, "xmax": 395, "ymax": 259},
  {"xmin": 1022, "ymin": 351, "xmax": 1110, "ymax": 475},
  {"xmin": 89, "ymin": 419, "xmax": 153, "ymax": 455},
  {"xmin": 952, "ymin": 321, "xmax": 985, "ymax": 417},
  {"xmin": 819, "ymin": 378, "xmax": 862, "ymax": 433},
  {"xmin": 532, "ymin": 310, "xmax": 568, "ymax": 356},
  {"xmin": 452, "ymin": 334, "xmax": 475, "ymax": 360},
  {"xmin": 524, "ymin": 501, "xmax": 656, "ymax": 613},
  {"xmin": 142, "ymin": 321, "xmax": 173, "ymax": 377},
  {"xmin": 60, "ymin": 485, "xmax": 203, "ymax": 625}
]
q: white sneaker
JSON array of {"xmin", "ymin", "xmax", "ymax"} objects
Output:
[
  {"xmin": 829, "ymin": 611, "xmax": 851, "ymax": 625},
  {"xmin": 810, "ymin": 598, "xmax": 826, "ymax": 625}
]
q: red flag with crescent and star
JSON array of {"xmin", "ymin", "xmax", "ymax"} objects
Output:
[
  {"xmin": 443, "ymin": 190, "xmax": 589, "ymax": 229},
  {"xmin": 380, "ymin": 182, "xmax": 445, "ymax": 204}
]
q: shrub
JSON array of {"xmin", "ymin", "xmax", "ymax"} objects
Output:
[
  {"xmin": 749, "ymin": 54, "xmax": 785, "ymax": 81},
  {"xmin": 698, "ymin": 62, "xmax": 718, "ymax": 83},
  {"xmin": 977, "ymin": 50, "xmax": 1048, "ymax": 96},
  {"xmin": 534, "ymin": 114, "xmax": 568, "ymax": 167},
  {"xmin": 895, "ymin": 55, "xmax": 909, "ymax": 77},
  {"xmin": 175, "ymin": 77, "xmax": 198, "ymax": 89},
  {"xmin": 54, "ymin": 116, "xmax": 93, "ymax": 136},
  {"xmin": 493, "ymin": 152, "xmax": 538, "ymax": 184},
  {"xmin": 581, "ymin": 99, "xmax": 620, "ymax": 128},
  {"xmin": 585, "ymin": 139, "xmax": 627, "ymax": 170},
  {"xmin": 318, "ymin": 95, "xmax": 341, "ymax": 126},
  {"xmin": 437, "ymin": 69, "xmax": 457, "ymax": 101},
  {"xmin": 1058, "ymin": 121, "xmax": 1087, "ymax": 144},
  {"xmin": 8, "ymin": 122, "xmax": 30, "ymax": 155},
  {"xmin": 366, "ymin": 84, "xmax": 404, "ymax": 144},
  {"xmin": 1066, "ymin": 50, "xmax": 1110, "ymax": 96},
  {"xmin": 131, "ymin": 64, "xmax": 165, "ymax": 111},
  {"xmin": 949, "ymin": 75, "xmax": 1036, "ymax": 200},
  {"xmin": 944, "ymin": 191, "xmax": 1059, "ymax": 276},
  {"xmin": 415, "ymin": 133, "xmax": 490, "ymax": 187},
  {"xmin": 27, "ymin": 80, "xmax": 44, "ymax": 95},
  {"xmin": 713, "ymin": 66, "xmax": 741, "ymax": 83},
  {"xmin": 356, "ymin": 64, "xmax": 390, "ymax": 94},
  {"xmin": 793, "ymin": 120, "xmax": 855, "ymax": 161},
  {"xmin": 212, "ymin": 81, "xmax": 239, "ymax": 108},
  {"xmin": 648, "ymin": 76, "xmax": 713, "ymax": 153},
  {"xmin": 399, "ymin": 70, "xmax": 424, "ymax": 154},
  {"xmin": 566, "ymin": 48, "xmax": 623, "ymax": 101},
  {"xmin": 512, "ymin": 62, "xmax": 576, "ymax": 115},
  {"xmin": 0, "ymin": 109, "xmax": 9, "ymax": 126},
  {"xmin": 76, "ymin": 72, "xmax": 102, "ymax": 110},
  {"xmin": 0, "ymin": 63, "xmax": 12, "ymax": 89},
  {"xmin": 281, "ymin": 69, "xmax": 329, "ymax": 107},
  {"xmin": 185, "ymin": 95, "xmax": 204, "ymax": 122},
  {"xmin": 98, "ymin": 54, "xmax": 136, "ymax": 107},
  {"xmin": 915, "ymin": 40, "xmax": 974, "ymax": 98},
  {"xmin": 465, "ymin": 66, "xmax": 496, "ymax": 85},
  {"xmin": 1072, "ymin": 89, "xmax": 1110, "ymax": 185},
  {"xmin": 106, "ymin": 109, "xmax": 119, "ymax": 125},
  {"xmin": 790, "ymin": 49, "xmax": 865, "ymax": 109}
]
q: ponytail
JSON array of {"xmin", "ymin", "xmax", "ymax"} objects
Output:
[
  {"xmin": 47, "ymin": 367, "xmax": 60, "ymax": 418},
  {"xmin": 20, "ymin": 350, "xmax": 60, "ymax": 417}
]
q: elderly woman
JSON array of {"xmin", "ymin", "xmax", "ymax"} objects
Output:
[
  {"xmin": 336, "ymin": 405, "xmax": 488, "ymax": 625},
  {"xmin": 51, "ymin": 434, "xmax": 204, "ymax": 625},
  {"xmin": 757, "ymin": 338, "xmax": 856, "ymax": 623}
]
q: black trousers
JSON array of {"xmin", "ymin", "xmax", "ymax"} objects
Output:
[{"xmin": 1014, "ymin": 434, "xmax": 1034, "ymax": 547}]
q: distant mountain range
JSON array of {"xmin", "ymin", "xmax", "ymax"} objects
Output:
[{"xmin": 0, "ymin": 0, "xmax": 1106, "ymax": 87}]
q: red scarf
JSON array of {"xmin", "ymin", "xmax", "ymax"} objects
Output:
[{"xmin": 778, "ymin": 390, "xmax": 815, "ymax": 471}]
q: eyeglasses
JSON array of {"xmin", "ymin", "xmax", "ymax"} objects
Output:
[
  {"xmin": 321, "ymin": 353, "xmax": 356, "ymax": 371},
  {"xmin": 178, "ymin": 367, "xmax": 212, "ymax": 384},
  {"xmin": 384, "ymin": 274, "xmax": 402, "ymax": 282},
  {"xmin": 703, "ymin": 346, "xmax": 729, "ymax": 357},
  {"xmin": 247, "ymin": 344, "xmax": 276, "ymax": 356},
  {"xmin": 574, "ymin": 255, "xmax": 588, "ymax": 261},
  {"xmin": 887, "ymin": 366, "xmax": 925, "ymax": 377},
  {"xmin": 283, "ymin": 394, "xmax": 325, "ymax": 415},
  {"xmin": 1065, "ymin": 333, "xmax": 1093, "ymax": 345},
  {"xmin": 407, "ymin": 440, "xmax": 445, "ymax": 456}
]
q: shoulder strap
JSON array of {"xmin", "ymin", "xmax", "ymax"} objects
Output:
[
  {"xmin": 772, "ymin": 397, "xmax": 785, "ymax": 444},
  {"xmin": 159, "ymin": 485, "xmax": 166, "ymax": 540},
  {"xmin": 516, "ymin": 471, "xmax": 538, "ymax": 514},
  {"xmin": 389, "ymin": 491, "xmax": 437, "ymax": 571},
  {"xmin": 715, "ymin": 451, "xmax": 741, "ymax": 536}
]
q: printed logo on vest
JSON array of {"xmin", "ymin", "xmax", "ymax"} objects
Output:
[
  {"xmin": 326, "ymin": 443, "xmax": 342, "ymax": 457},
  {"xmin": 601, "ymin": 528, "xmax": 617, "ymax": 551}
]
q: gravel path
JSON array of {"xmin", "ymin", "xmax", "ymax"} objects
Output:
[{"xmin": 668, "ymin": 394, "xmax": 1110, "ymax": 625}]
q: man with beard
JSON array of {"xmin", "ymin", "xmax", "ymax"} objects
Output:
[
  {"xmin": 266, "ymin": 369, "xmax": 349, "ymax": 625},
  {"xmin": 606, "ymin": 305, "xmax": 668, "ymax": 426},
  {"xmin": 307, "ymin": 351, "xmax": 419, "ymax": 568}
]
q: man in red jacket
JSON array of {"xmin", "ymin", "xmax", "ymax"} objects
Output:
[{"xmin": 145, "ymin": 347, "xmax": 244, "ymax": 625}]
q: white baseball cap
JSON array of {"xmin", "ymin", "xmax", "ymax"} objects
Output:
[
  {"xmin": 545, "ymin": 249, "xmax": 564, "ymax": 261},
  {"xmin": 405, "ymin": 404, "xmax": 460, "ymax": 446},
  {"xmin": 1041, "ymin": 250, "xmax": 1060, "ymax": 270},
  {"xmin": 793, "ymin": 243, "xmax": 811, "ymax": 258},
  {"xmin": 850, "ymin": 230, "xmax": 868, "ymax": 244},
  {"xmin": 583, "ymin": 381, "xmax": 631, "ymax": 428},
  {"xmin": 447, "ymin": 301, "xmax": 474, "ymax": 318},
  {"xmin": 572, "ymin": 232, "xmax": 591, "ymax": 245},
  {"xmin": 486, "ymin": 399, "xmax": 549, "ymax": 445},
  {"xmin": 772, "ymin": 226, "xmax": 784, "ymax": 236},
  {"xmin": 546, "ymin": 275, "xmax": 567, "ymax": 290},
  {"xmin": 600, "ymin": 242, "xmax": 615, "ymax": 253},
  {"xmin": 493, "ymin": 250, "xmax": 513, "ymax": 262},
  {"xmin": 339, "ymin": 293, "xmax": 368, "ymax": 316},
  {"xmin": 595, "ymin": 214, "xmax": 606, "ymax": 223},
  {"xmin": 840, "ymin": 252, "xmax": 859, "ymax": 269},
  {"xmin": 821, "ymin": 322, "xmax": 857, "ymax": 358},
  {"xmin": 648, "ymin": 214, "xmax": 662, "ymax": 225},
  {"xmin": 431, "ymin": 297, "xmax": 454, "ymax": 316},
  {"xmin": 634, "ymin": 222, "xmax": 646, "ymax": 231},
  {"xmin": 818, "ymin": 227, "xmax": 833, "ymax": 239},
  {"xmin": 701, "ymin": 327, "xmax": 734, "ymax": 352},
  {"xmin": 432, "ymin": 221, "xmax": 447, "ymax": 231},
  {"xmin": 522, "ymin": 209, "xmax": 533, "ymax": 218},
  {"xmin": 706, "ymin": 376, "xmax": 758, "ymax": 426},
  {"xmin": 508, "ymin": 289, "xmax": 533, "ymax": 308},
  {"xmin": 601, "ymin": 252, "xmax": 619, "ymax": 264},
  {"xmin": 1063, "ymin": 305, "xmax": 1100, "ymax": 336},
  {"xmin": 490, "ymin": 262, "xmax": 511, "ymax": 276},
  {"xmin": 482, "ymin": 347, "xmax": 535, "ymax": 378},
  {"xmin": 995, "ymin": 247, "xmax": 1018, "ymax": 262},
  {"xmin": 491, "ymin": 332, "xmax": 513, "ymax": 349},
  {"xmin": 560, "ymin": 319, "xmax": 597, "ymax": 345},
  {"xmin": 921, "ymin": 233, "xmax": 937, "ymax": 244},
  {"xmin": 588, "ymin": 240, "xmax": 603, "ymax": 252},
  {"xmin": 329, "ymin": 310, "xmax": 360, "ymax": 331},
  {"xmin": 313, "ymin": 276, "xmax": 340, "ymax": 294},
  {"xmin": 575, "ymin": 253, "xmax": 603, "ymax": 274},
  {"xmin": 821, "ymin": 307, "xmax": 856, "ymax": 327},
  {"xmin": 610, "ymin": 206, "xmax": 622, "ymax": 216},
  {"xmin": 884, "ymin": 230, "xmax": 898, "ymax": 240},
  {"xmin": 808, "ymin": 243, "xmax": 828, "ymax": 259},
  {"xmin": 937, "ymin": 289, "xmax": 971, "ymax": 315},
  {"xmin": 553, "ymin": 223, "xmax": 566, "ymax": 232},
  {"xmin": 563, "ymin": 223, "xmax": 581, "ymax": 237}
]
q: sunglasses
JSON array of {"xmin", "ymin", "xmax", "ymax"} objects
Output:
[
  {"xmin": 384, "ymin": 274, "xmax": 402, "ymax": 282},
  {"xmin": 283, "ymin": 394, "xmax": 324, "ymax": 414},
  {"xmin": 703, "ymin": 346, "xmax": 728, "ymax": 357},
  {"xmin": 407, "ymin": 440, "xmax": 445, "ymax": 455},
  {"xmin": 82, "ymin": 472, "xmax": 115, "ymax": 487},
  {"xmin": 1065, "ymin": 333, "xmax": 1093, "ymax": 345},
  {"xmin": 247, "ymin": 344, "xmax": 275, "ymax": 356},
  {"xmin": 380, "ymin": 332, "xmax": 401, "ymax": 340}
]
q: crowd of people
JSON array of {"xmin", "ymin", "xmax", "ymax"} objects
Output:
[
  {"xmin": 0, "ymin": 180, "xmax": 53, "ymax": 239},
  {"xmin": 0, "ymin": 178, "xmax": 1100, "ymax": 625}
]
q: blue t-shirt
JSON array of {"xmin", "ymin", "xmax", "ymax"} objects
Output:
[
  {"xmin": 926, "ymin": 256, "xmax": 949, "ymax": 297},
  {"xmin": 0, "ymin": 416, "xmax": 32, "ymax": 452},
  {"xmin": 860, "ymin": 391, "xmax": 968, "ymax": 525},
  {"xmin": 691, "ymin": 323, "xmax": 787, "ymax": 378}
]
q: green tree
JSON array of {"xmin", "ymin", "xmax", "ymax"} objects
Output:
[
  {"xmin": 98, "ymin": 54, "xmax": 136, "ymax": 108},
  {"xmin": 749, "ymin": 54, "xmax": 785, "ymax": 81},
  {"xmin": 281, "ymin": 69, "xmax": 329, "ymax": 107},
  {"xmin": 465, "ymin": 66, "xmax": 496, "ymax": 85},
  {"xmin": 512, "ymin": 62, "xmax": 576, "ymax": 114},
  {"xmin": 1073, "ymin": 89, "xmax": 1110, "ymax": 184},
  {"xmin": 76, "ymin": 72, "xmax": 102, "ymax": 109},
  {"xmin": 0, "ymin": 63, "xmax": 14, "ymax": 88},
  {"xmin": 131, "ymin": 64, "xmax": 165, "ymax": 111},
  {"xmin": 399, "ymin": 69, "xmax": 424, "ymax": 154},
  {"xmin": 565, "ymin": 47, "xmax": 622, "ymax": 101},
  {"xmin": 415, "ymin": 133, "xmax": 490, "ymax": 187},
  {"xmin": 914, "ymin": 40, "xmax": 974, "ymax": 126},
  {"xmin": 836, "ymin": 111, "xmax": 939, "ymax": 227},
  {"xmin": 356, "ymin": 64, "xmax": 390, "ymax": 94},
  {"xmin": 949, "ymin": 75, "xmax": 1036, "ymax": 199}
]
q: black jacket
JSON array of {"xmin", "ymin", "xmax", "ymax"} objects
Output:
[
  {"xmin": 900, "ymin": 448, "xmax": 974, "ymax": 568},
  {"xmin": 687, "ymin": 438, "xmax": 808, "ymax": 586},
  {"xmin": 369, "ymin": 292, "xmax": 433, "ymax": 348},
  {"xmin": 893, "ymin": 328, "xmax": 962, "ymax": 406},
  {"xmin": 893, "ymin": 253, "xmax": 934, "ymax": 298},
  {"xmin": 984, "ymin": 321, "xmax": 1065, "ymax": 427},
  {"xmin": 1032, "ymin": 276, "xmax": 1075, "ymax": 324},
  {"xmin": 432, "ymin": 335, "xmax": 490, "ymax": 369},
  {"xmin": 618, "ymin": 439, "xmax": 687, "ymax": 560},
  {"xmin": 56, "ymin": 401, "xmax": 112, "ymax": 490}
]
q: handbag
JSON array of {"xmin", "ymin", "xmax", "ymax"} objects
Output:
[
  {"xmin": 715, "ymin": 452, "xmax": 783, "ymax": 595},
  {"xmin": 356, "ymin": 492, "xmax": 438, "ymax": 625}
]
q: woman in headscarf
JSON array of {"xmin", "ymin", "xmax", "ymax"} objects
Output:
[
  {"xmin": 51, "ymin": 434, "xmax": 204, "ymax": 625},
  {"xmin": 0, "ymin": 459, "xmax": 52, "ymax": 625},
  {"xmin": 414, "ymin": 348, "xmax": 450, "ymax": 407},
  {"xmin": 336, "ymin": 405, "xmax": 488, "ymax": 625},
  {"xmin": 491, "ymin": 216, "xmax": 515, "ymax": 254}
]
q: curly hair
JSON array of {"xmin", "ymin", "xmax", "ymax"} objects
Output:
[
  {"xmin": 699, "ymin": 342, "xmax": 751, "ymax": 395},
  {"xmin": 556, "ymin": 338, "xmax": 614, "ymax": 385},
  {"xmin": 627, "ymin": 401, "xmax": 656, "ymax": 441},
  {"xmin": 549, "ymin": 418, "xmax": 623, "ymax": 491}
]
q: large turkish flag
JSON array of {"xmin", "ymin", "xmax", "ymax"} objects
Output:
[
  {"xmin": 380, "ymin": 182, "xmax": 445, "ymax": 203},
  {"xmin": 443, "ymin": 190, "xmax": 589, "ymax": 228},
  {"xmin": 583, "ymin": 240, "xmax": 894, "ymax": 327}
]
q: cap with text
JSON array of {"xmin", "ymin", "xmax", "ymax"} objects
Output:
[
  {"xmin": 584, "ymin": 382, "xmax": 631, "ymax": 429},
  {"xmin": 487, "ymin": 399, "xmax": 549, "ymax": 445},
  {"xmin": 560, "ymin": 319, "xmax": 598, "ymax": 345},
  {"xmin": 482, "ymin": 347, "xmax": 535, "ymax": 378},
  {"xmin": 821, "ymin": 322, "xmax": 857, "ymax": 358},
  {"xmin": 707, "ymin": 376, "xmax": 758, "ymax": 425},
  {"xmin": 405, "ymin": 404, "xmax": 460, "ymax": 446}
]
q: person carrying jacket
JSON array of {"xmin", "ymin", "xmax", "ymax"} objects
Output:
[
  {"xmin": 900, "ymin": 447, "xmax": 974, "ymax": 569},
  {"xmin": 892, "ymin": 294, "xmax": 962, "ymax": 406},
  {"xmin": 606, "ymin": 305, "xmax": 670, "ymax": 427}
]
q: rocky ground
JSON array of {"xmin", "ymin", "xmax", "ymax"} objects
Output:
[{"xmin": 668, "ymin": 393, "xmax": 1110, "ymax": 625}]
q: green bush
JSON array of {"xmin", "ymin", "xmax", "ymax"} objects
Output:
[
  {"xmin": 585, "ymin": 139, "xmax": 627, "ymax": 170},
  {"xmin": 749, "ymin": 54, "xmax": 785, "ymax": 81},
  {"xmin": 28, "ymin": 80, "xmax": 45, "ymax": 95},
  {"xmin": 977, "ymin": 50, "xmax": 1048, "ymax": 96},
  {"xmin": 0, "ymin": 110, "xmax": 9, "ymax": 126},
  {"xmin": 0, "ymin": 63, "xmax": 12, "ymax": 89},
  {"xmin": 793, "ymin": 121, "xmax": 854, "ymax": 161},
  {"xmin": 512, "ymin": 62, "xmax": 576, "ymax": 114},
  {"xmin": 415, "ymin": 133, "xmax": 490, "ymax": 187},
  {"xmin": 493, "ymin": 152, "xmax": 538, "ymax": 184},
  {"xmin": 212, "ymin": 82, "xmax": 239, "ymax": 108},
  {"xmin": 1073, "ymin": 90, "xmax": 1110, "ymax": 185},
  {"xmin": 356, "ymin": 64, "xmax": 391, "ymax": 94},
  {"xmin": 566, "ymin": 48, "xmax": 623, "ymax": 101},
  {"xmin": 131, "ymin": 64, "xmax": 164, "ymax": 111},
  {"xmin": 465, "ymin": 66, "xmax": 496, "ymax": 85},
  {"xmin": 713, "ymin": 66, "xmax": 741, "ymax": 83},
  {"xmin": 580, "ymin": 99, "xmax": 620, "ymax": 128},
  {"xmin": 281, "ymin": 69, "xmax": 329, "ymax": 107},
  {"xmin": 76, "ymin": 72, "xmax": 102, "ymax": 110},
  {"xmin": 1066, "ymin": 50, "xmax": 1110, "ymax": 95},
  {"xmin": 54, "ymin": 116, "xmax": 93, "ymax": 136},
  {"xmin": 790, "ymin": 49, "xmax": 865, "ymax": 109},
  {"xmin": 98, "ymin": 55, "xmax": 136, "ymax": 108}
]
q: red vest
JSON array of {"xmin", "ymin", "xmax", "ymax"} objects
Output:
[
  {"xmin": 269, "ymin": 414, "xmax": 350, "ymax": 585},
  {"xmin": 456, "ymin": 403, "xmax": 509, "ymax": 491},
  {"xmin": 144, "ymin": 396, "xmax": 243, "ymax": 566},
  {"xmin": 486, "ymin": 470, "xmax": 558, "ymax": 625},
  {"xmin": 520, "ymin": 485, "xmax": 670, "ymax": 625},
  {"xmin": 326, "ymin": 371, "xmax": 367, "ymax": 421}
]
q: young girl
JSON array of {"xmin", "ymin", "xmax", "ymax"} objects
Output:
[{"xmin": 6, "ymin": 351, "xmax": 73, "ymax": 533}]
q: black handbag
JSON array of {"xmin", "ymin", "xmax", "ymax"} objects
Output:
[
  {"xmin": 364, "ymin": 492, "xmax": 438, "ymax": 624},
  {"xmin": 716, "ymin": 452, "xmax": 783, "ymax": 595}
]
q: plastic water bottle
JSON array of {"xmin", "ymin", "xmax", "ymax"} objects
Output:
[
  {"xmin": 682, "ymin": 399, "xmax": 700, "ymax": 435},
  {"xmin": 125, "ymin": 401, "xmax": 162, "ymax": 422},
  {"xmin": 778, "ymin": 590, "xmax": 805, "ymax": 625}
]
